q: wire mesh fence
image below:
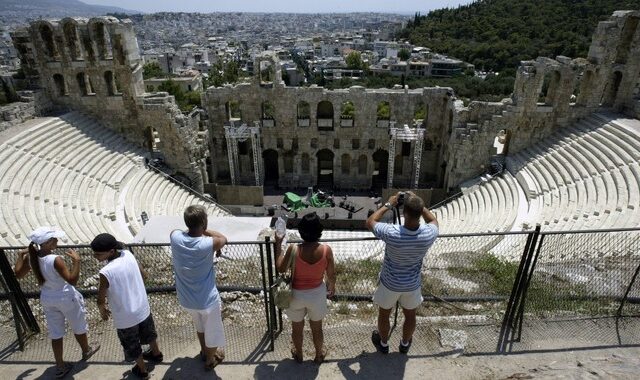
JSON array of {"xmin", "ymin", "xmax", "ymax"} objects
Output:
[{"xmin": 1, "ymin": 228, "xmax": 639, "ymax": 363}]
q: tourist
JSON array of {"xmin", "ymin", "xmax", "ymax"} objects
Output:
[
  {"xmin": 274, "ymin": 212, "xmax": 336, "ymax": 364},
  {"xmin": 365, "ymin": 191, "xmax": 439, "ymax": 354},
  {"xmin": 170, "ymin": 205, "xmax": 227, "ymax": 370},
  {"xmin": 13, "ymin": 247, "xmax": 30, "ymax": 279},
  {"xmin": 91, "ymin": 233, "xmax": 162, "ymax": 380},
  {"xmin": 26, "ymin": 227, "xmax": 99, "ymax": 379}
]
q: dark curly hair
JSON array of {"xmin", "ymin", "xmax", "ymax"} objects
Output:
[{"xmin": 298, "ymin": 212, "xmax": 323, "ymax": 242}]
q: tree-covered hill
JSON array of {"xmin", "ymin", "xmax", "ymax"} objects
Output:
[{"xmin": 400, "ymin": 0, "xmax": 640, "ymax": 73}]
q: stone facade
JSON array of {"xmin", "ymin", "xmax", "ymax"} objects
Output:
[
  {"xmin": 10, "ymin": 17, "xmax": 209, "ymax": 191},
  {"xmin": 9, "ymin": 11, "xmax": 640, "ymax": 195}
]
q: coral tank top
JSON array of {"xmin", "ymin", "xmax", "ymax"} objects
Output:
[{"xmin": 292, "ymin": 244, "xmax": 327, "ymax": 290}]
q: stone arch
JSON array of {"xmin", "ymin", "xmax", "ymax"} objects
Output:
[
  {"xmin": 616, "ymin": 16, "xmax": 640, "ymax": 64},
  {"xmin": 225, "ymin": 100, "xmax": 241, "ymax": 121},
  {"xmin": 263, "ymin": 149, "xmax": 279, "ymax": 185},
  {"xmin": 358, "ymin": 155, "xmax": 367, "ymax": 175},
  {"xmin": 297, "ymin": 101, "xmax": 310, "ymax": 126},
  {"xmin": 542, "ymin": 70, "xmax": 561, "ymax": 106},
  {"xmin": 316, "ymin": 149, "xmax": 334, "ymax": 188},
  {"xmin": 52, "ymin": 74, "xmax": 68, "ymax": 96},
  {"xmin": 493, "ymin": 129, "xmax": 511, "ymax": 155},
  {"xmin": 90, "ymin": 20, "xmax": 113, "ymax": 60},
  {"xmin": 262, "ymin": 101, "xmax": 275, "ymax": 127},
  {"xmin": 317, "ymin": 100, "xmax": 334, "ymax": 130},
  {"xmin": 341, "ymin": 153, "xmax": 351, "ymax": 175},
  {"xmin": 341, "ymin": 101, "xmax": 355, "ymax": 119},
  {"xmin": 576, "ymin": 70, "xmax": 594, "ymax": 106},
  {"xmin": 104, "ymin": 71, "xmax": 118, "ymax": 96},
  {"xmin": 147, "ymin": 126, "xmax": 162, "ymax": 153},
  {"xmin": 62, "ymin": 19, "xmax": 81, "ymax": 61},
  {"xmin": 377, "ymin": 101, "xmax": 390, "ymax": 120},
  {"xmin": 372, "ymin": 149, "xmax": 388, "ymax": 188},
  {"xmin": 76, "ymin": 72, "xmax": 88, "ymax": 96},
  {"xmin": 259, "ymin": 59, "xmax": 275, "ymax": 86},
  {"xmin": 414, "ymin": 101, "xmax": 428, "ymax": 126},
  {"xmin": 38, "ymin": 23, "xmax": 58, "ymax": 60},
  {"xmin": 301, "ymin": 153, "xmax": 310, "ymax": 173},
  {"xmin": 601, "ymin": 71, "xmax": 623, "ymax": 107}
]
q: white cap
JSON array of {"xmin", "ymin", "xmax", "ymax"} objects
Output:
[{"xmin": 27, "ymin": 227, "xmax": 66, "ymax": 245}]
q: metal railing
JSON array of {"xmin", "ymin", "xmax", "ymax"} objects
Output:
[{"xmin": 0, "ymin": 227, "xmax": 639, "ymax": 361}]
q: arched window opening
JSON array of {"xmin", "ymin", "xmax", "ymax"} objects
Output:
[
  {"xmin": 259, "ymin": 60, "xmax": 275, "ymax": 87},
  {"xmin": 340, "ymin": 101, "xmax": 355, "ymax": 127},
  {"xmin": 93, "ymin": 22, "xmax": 113, "ymax": 60},
  {"xmin": 358, "ymin": 155, "xmax": 367, "ymax": 175},
  {"xmin": 601, "ymin": 71, "xmax": 623, "ymax": 107},
  {"xmin": 376, "ymin": 101, "xmax": 390, "ymax": 128},
  {"xmin": 616, "ymin": 16, "xmax": 640, "ymax": 64},
  {"xmin": 225, "ymin": 100, "xmax": 241, "ymax": 121},
  {"xmin": 283, "ymin": 153, "xmax": 294, "ymax": 174},
  {"xmin": 301, "ymin": 153, "xmax": 310, "ymax": 174},
  {"xmin": 297, "ymin": 101, "xmax": 310, "ymax": 127},
  {"xmin": 76, "ymin": 72, "xmax": 88, "ymax": 96},
  {"xmin": 341, "ymin": 154, "xmax": 351, "ymax": 175},
  {"xmin": 52, "ymin": 74, "xmax": 68, "ymax": 96},
  {"xmin": 147, "ymin": 127, "xmax": 161, "ymax": 153},
  {"xmin": 372, "ymin": 149, "xmax": 389, "ymax": 188},
  {"xmin": 39, "ymin": 24, "xmax": 57, "ymax": 60},
  {"xmin": 63, "ymin": 22, "xmax": 81, "ymax": 61},
  {"xmin": 394, "ymin": 154, "xmax": 403, "ymax": 175},
  {"xmin": 414, "ymin": 101, "xmax": 428, "ymax": 126},
  {"xmin": 262, "ymin": 101, "xmax": 275, "ymax": 127},
  {"xmin": 104, "ymin": 71, "xmax": 118, "ymax": 96},
  {"xmin": 493, "ymin": 129, "xmax": 511, "ymax": 155},
  {"xmin": 82, "ymin": 35, "xmax": 95, "ymax": 62},
  {"xmin": 538, "ymin": 71, "xmax": 561, "ymax": 106},
  {"xmin": 317, "ymin": 100, "xmax": 334, "ymax": 130}
]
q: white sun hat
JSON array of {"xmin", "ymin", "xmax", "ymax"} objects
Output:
[{"xmin": 27, "ymin": 227, "xmax": 66, "ymax": 245}]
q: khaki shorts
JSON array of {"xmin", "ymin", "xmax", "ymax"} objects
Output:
[
  {"xmin": 285, "ymin": 283, "xmax": 328, "ymax": 322},
  {"xmin": 373, "ymin": 282, "xmax": 423, "ymax": 310}
]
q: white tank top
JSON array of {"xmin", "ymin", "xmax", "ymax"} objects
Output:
[
  {"xmin": 38, "ymin": 254, "xmax": 74, "ymax": 299},
  {"xmin": 99, "ymin": 250, "xmax": 150, "ymax": 329}
]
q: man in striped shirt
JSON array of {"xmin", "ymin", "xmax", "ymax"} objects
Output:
[{"xmin": 366, "ymin": 191, "xmax": 439, "ymax": 354}]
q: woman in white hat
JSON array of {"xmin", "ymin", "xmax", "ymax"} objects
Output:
[{"xmin": 27, "ymin": 227, "xmax": 99, "ymax": 379}]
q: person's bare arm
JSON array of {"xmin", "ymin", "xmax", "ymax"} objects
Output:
[
  {"xmin": 53, "ymin": 250, "xmax": 81, "ymax": 285},
  {"xmin": 275, "ymin": 243, "xmax": 293, "ymax": 274},
  {"xmin": 422, "ymin": 207, "xmax": 439, "ymax": 227},
  {"xmin": 14, "ymin": 249, "xmax": 31, "ymax": 279},
  {"xmin": 204, "ymin": 229, "xmax": 228, "ymax": 252},
  {"xmin": 366, "ymin": 193, "xmax": 398, "ymax": 231},
  {"xmin": 325, "ymin": 246, "xmax": 336, "ymax": 298},
  {"xmin": 97, "ymin": 274, "xmax": 111, "ymax": 321}
]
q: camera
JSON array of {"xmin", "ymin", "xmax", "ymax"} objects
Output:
[{"xmin": 397, "ymin": 192, "xmax": 406, "ymax": 206}]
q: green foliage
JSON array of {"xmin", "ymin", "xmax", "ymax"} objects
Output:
[
  {"xmin": 205, "ymin": 61, "xmax": 242, "ymax": 88},
  {"xmin": 142, "ymin": 62, "xmax": 164, "ymax": 79},
  {"xmin": 397, "ymin": 48, "xmax": 411, "ymax": 61},
  {"xmin": 448, "ymin": 253, "xmax": 518, "ymax": 295},
  {"xmin": 400, "ymin": 0, "xmax": 640, "ymax": 72},
  {"xmin": 341, "ymin": 101, "xmax": 355, "ymax": 119},
  {"xmin": 157, "ymin": 79, "xmax": 201, "ymax": 112},
  {"xmin": 346, "ymin": 51, "xmax": 366, "ymax": 69},
  {"xmin": 377, "ymin": 102, "xmax": 390, "ymax": 120}
]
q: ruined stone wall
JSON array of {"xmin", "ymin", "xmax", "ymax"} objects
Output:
[
  {"xmin": 10, "ymin": 17, "xmax": 209, "ymax": 191},
  {"xmin": 204, "ymin": 83, "xmax": 452, "ymax": 190}
]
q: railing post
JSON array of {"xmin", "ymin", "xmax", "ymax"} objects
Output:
[
  {"xmin": 514, "ymin": 232, "xmax": 545, "ymax": 342},
  {"xmin": 258, "ymin": 241, "xmax": 272, "ymax": 350},
  {"xmin": 264, "ymin": 237, "xmax": 277, "ymax": 351}
]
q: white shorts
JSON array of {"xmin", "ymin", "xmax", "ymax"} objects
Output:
[
  {"xmin": 184, "ymin": 299, "xmax": 226, "ymax": 348},
  {"xmin": 373, "ymin": 282, "xmax": 423, "ymax": 310},
  {"xmin": 41, "ymin": 289, "xmax": 88, "ymax": 340},
  {"xmin": 285, "ymin": 283, "xmax": 328, "ymax": 322}
]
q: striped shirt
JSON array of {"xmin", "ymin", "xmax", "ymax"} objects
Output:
[{"xmin": 373, "ymin": 223, "xmax": 439, "ymax": 292}]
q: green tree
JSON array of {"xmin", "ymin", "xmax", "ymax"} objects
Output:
[
  {"xmin": 398, "ymin": 49, "xmax": 411, "ymax": 61},
  {"xmin": 143, "ymin": 62, "xmax": 164, "ymax": 79},
  {"xmin": 345, "ymin": 51, "xmax": 364, "ymax": 69}
]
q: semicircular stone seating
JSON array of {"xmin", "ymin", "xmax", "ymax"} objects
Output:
[{"xmin": 0, "ymin": 112, "xmax": 229, "ymax": 246}]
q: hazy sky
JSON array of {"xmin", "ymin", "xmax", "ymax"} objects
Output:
[{"xmin": 86, "ymin": 0, "xmax": 475, "ymax": 14}]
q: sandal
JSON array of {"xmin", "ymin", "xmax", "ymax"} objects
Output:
[
  {"xmin": 55, "ymin": 363, "xmax": 73, "ymax": 379},
  {"xmin": 81, "ymin": 344, "xmax": 101, "ymax": 361},
  {"xmin": 291, "ymin": 347, "xmax": 303, "ymax": 363},
  {"xmin": 204, "ymin": 350, "xmax": 224, "ymax": 371},
  {"xmin": 313, "ymin": 347, "xmax": 327, "ymax": 364}
]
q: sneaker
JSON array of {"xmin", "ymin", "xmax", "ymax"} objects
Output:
[
  {"xmin": 142, "ymin": 349, "xmax": 163, "ymax": 363},
  {"xmin": 81, "ymin": 344, "xmax": 100, "ymax": 361},
  {"xmin": 55, "ymin": 363, "xmax": 73, "ymax": 379},
  {"xmin": 131, "ymin": 364, "xmax": 149, "ymax": 379},
  {"xmin": 371, "ymin": 331, "xmax": 389, "ymax": 354},
  {"xmin": 399, "ymin": 339, "xmax": 412, "ymax": 354}
]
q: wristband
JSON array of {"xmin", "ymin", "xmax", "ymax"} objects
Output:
[{"xmin": 384, "ymin": 202, "xmax": 393, "ymax": 210}]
